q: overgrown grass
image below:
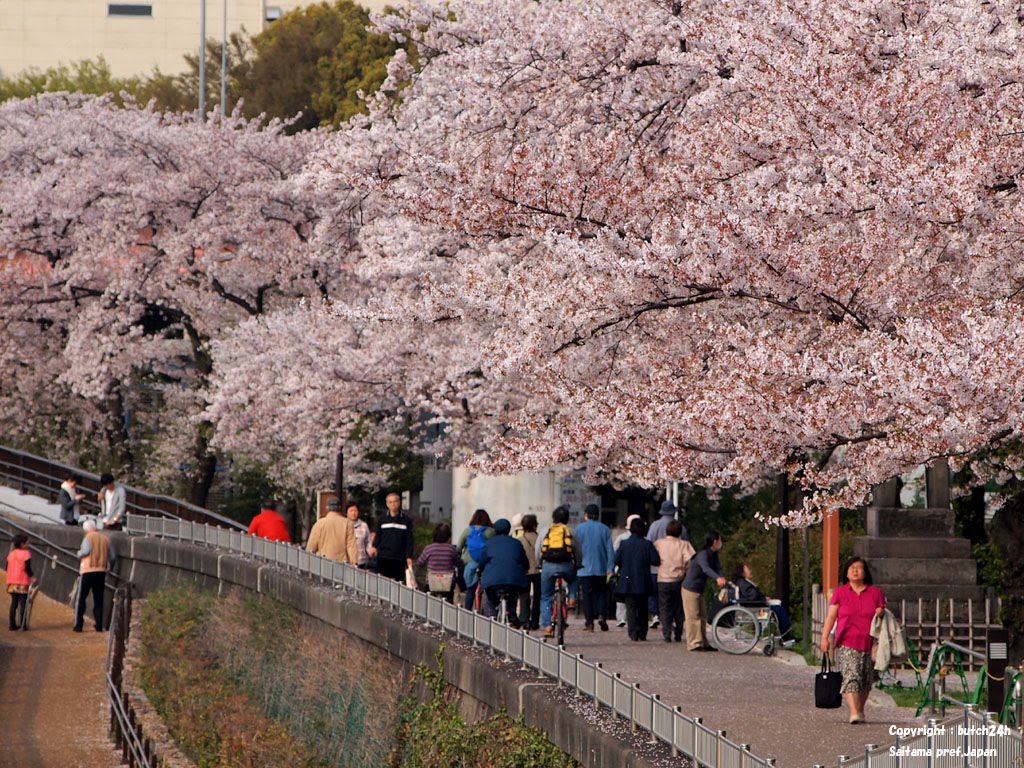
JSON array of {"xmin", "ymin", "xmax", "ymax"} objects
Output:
[
  {"xmin": 138, "ymin": 584, "xmax": 321, "ymax": 767},
  {"xmin": 392, "ymin": 649, "xmax": 580, "ymax": 768}
]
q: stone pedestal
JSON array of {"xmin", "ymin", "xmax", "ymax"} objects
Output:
[{"xmin": 854, "ymin": 507, "xmax": 984, "ymax": 609}]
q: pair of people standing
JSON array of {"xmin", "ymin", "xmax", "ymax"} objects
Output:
[{"xmin": 57, "ymin": 472, "xmax": 124, "ymax": 528}]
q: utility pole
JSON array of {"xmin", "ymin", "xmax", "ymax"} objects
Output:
[{"xmin": 335, "ymin": 449, "xmax": 344, "ymax": 508}]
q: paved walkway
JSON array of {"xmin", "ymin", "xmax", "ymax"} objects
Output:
[
  {"xmin": 0, "ymin": 570, "xmax": 122, "ymax": 768},
  {"xmin": 0, "ymin": 485, "xmax": 935, "ymax": 767},
  {"xmin": 563, "ymin": 624, "xmax": 923, "ymax": 767}
]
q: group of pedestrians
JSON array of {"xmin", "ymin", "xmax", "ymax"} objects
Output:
[{"xmin": 252, "ymin": 492, "xmax": 742, "ymax": 647}]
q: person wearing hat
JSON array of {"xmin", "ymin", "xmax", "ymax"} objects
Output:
[
  {"xmin": 645, "ymin": 499, "xmax": 687, "ymax": 628},
  {"xmin": 575, "ymin": 503, "xmax": 614, "ymax": 632},
  {"xmin": 97, "ymin": 472, "xmax": 126, "ymax": 530},
  {"xmin": 612, "ymin": 514, "xmax": 641, "ymax": 627},
  {"xmin": 476, "ymin": 518, "xmax": 529, "ymax": 627},
  {"xmin": 647, "ymin": 499, "xmax": 689, "ymax": 544},
  {"xmin": 306, "ymin": 497, "xmax": 358, "ymax": 565}
]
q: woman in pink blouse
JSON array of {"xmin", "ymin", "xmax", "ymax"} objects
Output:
[{"xmin": 820, "ymin": 556, "xmax": 885, "ymax": 724}]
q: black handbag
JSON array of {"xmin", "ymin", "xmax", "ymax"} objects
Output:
[{"xmin": 815, "ymin": 654, "xmax": 843, "ymax": 708}]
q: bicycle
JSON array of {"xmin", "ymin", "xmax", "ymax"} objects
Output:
[
  {"xmin": 547, "ymin": 575, "xmax": 569, "ymax": 645},
  {"xmin": 492, "ymin": 587, "xmax": 521, "ymax": 629}
]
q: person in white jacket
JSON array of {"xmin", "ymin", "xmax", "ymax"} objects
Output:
[{"xmin": 97, "ymin": 473, "xmax": 126, "ymax": 530}]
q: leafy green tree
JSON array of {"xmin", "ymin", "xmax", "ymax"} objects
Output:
[
  {"xmin": 0, "ymin": 57, "xmax": 144, "ymax": 103},
  {"xmin": 235, "ymin": 0, "xmax": 398, "ymax": 131}
]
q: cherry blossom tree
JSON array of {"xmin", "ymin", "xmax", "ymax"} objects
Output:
[
  {"xmin": 0, "ymin": 93, "xmax": 331, "ymax": 503},
  {"xmin": 310, "ymin": 0, "xmax": 1024, "ymax": 523}
]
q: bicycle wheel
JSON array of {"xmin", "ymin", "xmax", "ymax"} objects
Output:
[
  {"xmin": 553, "ymin": 588, "xmax": 566, "ymax": 645},
  {"xmin": 711, "ymin": 606, "xmax": 759, "ymax": 654}
]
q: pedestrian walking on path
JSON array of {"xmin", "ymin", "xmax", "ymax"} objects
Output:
[
  {"xmin": 74, "ymin": 520, "xmax": 116, "ymax": 633},
  {"xmin": 820, "ymin": 556, "xmax": 886, "ymax": 724},
  {"xmin": 614, "ymin": 517, "xmax": 660, "ymax": 641},
  {"xmin": 654, "ymin": 520, "xmax": 695, "ymax": 643},
  {"xmin": 575, "ymin": 503, "xmax": 614, "ymax": 632},
  {"xmin": 247, "ymin": 499, "xmax": 291, "ymax": 542},
  {"xmin": 7, "ymin": 534, "xmax": 35, "ymax": 630},
  {"xmin": 369, "ymin": 491, "xmax": 415, "ymax": 583},
  {"xmin": 306, "ymin": 497, "xmax": 358, "ymax": 564}
]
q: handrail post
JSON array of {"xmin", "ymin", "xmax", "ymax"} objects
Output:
[{"xmin": 864, "ymin": 744, "xmax": 877, "ymax": 767}]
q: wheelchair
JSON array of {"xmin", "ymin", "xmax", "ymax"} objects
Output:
[{"xmin": 710, "ymin": 583, "xmax": 790, "ymax": 656}]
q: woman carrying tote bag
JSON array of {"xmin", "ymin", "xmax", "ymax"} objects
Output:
[{"xmin": 819, "ymin": 557, "xmax": 886, "ymax": 724}]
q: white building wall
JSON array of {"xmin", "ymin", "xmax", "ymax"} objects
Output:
[
  {"xmin": 0, "ymin": 0, "xmax": 391, "ymax": 79},
  {"xmin": 450, "ymin": 466, "xmax": 602, "ymax": 538},
  {"xmin": 451, "ymin": 466, "xmax": 560, "ymax": 540}
]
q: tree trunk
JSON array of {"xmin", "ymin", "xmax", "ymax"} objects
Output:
[{"xmin": 990, "ymin": 494, "xmax": 1024, "ymax": 665}]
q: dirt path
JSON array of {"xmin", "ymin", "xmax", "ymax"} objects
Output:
[{"xmin": 0, "ymin": 570, "xmax": 123, "ymax": 768}]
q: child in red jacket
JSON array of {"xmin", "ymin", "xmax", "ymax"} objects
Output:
[{"xmin": 7, "ymin": 534, "xmax": 35, "ymax": 630}]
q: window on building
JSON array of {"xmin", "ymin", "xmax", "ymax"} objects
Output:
[
  {"xmin": 265, "ymin": 6, "xmax": 282, "ymax": 22},
  {"xmin": 108, "ymin": 4, "xmax": 153, "ymax": 16}
]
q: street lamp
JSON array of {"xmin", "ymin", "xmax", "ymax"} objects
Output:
[
  {"xmin": 220, "ymin": 0, "xmax": 227, "ymax": 117},
  {"xmin": 198, "ymin": 0, "xmax": 206, "ymax": 119}
]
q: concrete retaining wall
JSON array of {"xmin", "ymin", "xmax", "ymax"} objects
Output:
[{"xmin": 3, "ymin": 522, "xmax": 665, "ymax": 768}]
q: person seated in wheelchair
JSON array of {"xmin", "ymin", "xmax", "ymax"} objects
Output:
[
  {"xmin": 732, "ymin": 562, "xmax": 792, "ymax": 638},
  {"xmin": 477, "ymin": 518, "xmax": 529, "ymax": 628}
]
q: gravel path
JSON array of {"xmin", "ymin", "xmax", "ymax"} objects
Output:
[{"xmin": 0, "ymin": 570, "xmax": 123, "ymax": 768}]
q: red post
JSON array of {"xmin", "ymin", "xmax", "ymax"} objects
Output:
[{"xmin": 822, "ymin": 509, "xmax": 840, "ymax": 597}]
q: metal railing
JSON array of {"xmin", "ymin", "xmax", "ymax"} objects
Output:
[
  {"xmin": 0, "ymin": 515, "xmax": 87, "ymax": 581},
  {"xmin": 127, "ymin": 517, "xmax": 774, "ymax": 768},
  {"xmin": 0, "ymin": 444, "xmax": 245, "ymax": 530},
  {"xmin": 106, "ymin": 585, "xmax": 155, "ymax": 768},
  {"xmin": 836, "ymin": 707, "xmax": 1022, "ymax": 768}
]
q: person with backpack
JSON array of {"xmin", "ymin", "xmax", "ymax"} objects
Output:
[
  {"xmin": 456, "ymin": 509, "xmax": 494, "ymax": 610},
  {"xmin": 536, "ymin": 505, "xmax": 581, "ymax": 638}
]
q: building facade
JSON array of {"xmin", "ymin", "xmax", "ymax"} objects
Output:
[{"xmin": 0, "ymin": 0, "xmax": 389, "ymax": 79}]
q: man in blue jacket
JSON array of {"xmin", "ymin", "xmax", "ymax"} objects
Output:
[
  {"xmin": 477, "ymin": 518, "xmax": 529, "ymax": 628},
  {"xmin": 575, "ymin": 503, "xmax": 614, "ymax": 632}
]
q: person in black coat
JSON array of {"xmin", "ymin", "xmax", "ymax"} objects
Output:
[
  {"xmin": 477, "ymin": 518, "xmax": 529, "ymax": 627},
  {"xmin": 614, "ymin": 518, "xmax": 661, "ymax": 641}
]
